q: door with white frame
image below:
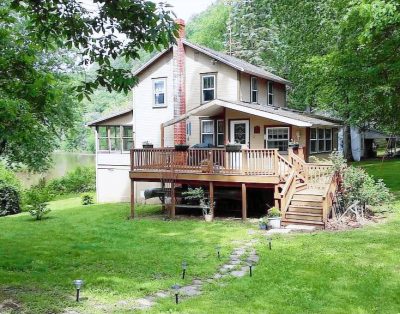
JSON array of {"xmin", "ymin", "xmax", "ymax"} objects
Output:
[
  {"xmin": 229, "ymin": 120, "xmax": 250, "ymax": 147},
  {"xmin": 229, "ymin": 120, "xmax": 250, "ymax": 171}
]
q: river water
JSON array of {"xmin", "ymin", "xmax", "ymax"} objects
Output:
[{"xmin": 16, "ymin": 152, "xmax": 95, "ymax": 188}]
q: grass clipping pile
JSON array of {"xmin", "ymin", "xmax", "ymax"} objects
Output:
[{"xmin": 326, "ymin": 153, "xmax": 393, "ymax": 231}]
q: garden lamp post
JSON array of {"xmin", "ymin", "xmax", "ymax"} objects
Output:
[
  {"xmin": 73, "ymin": 279, "xmax": 84, "ymax": 302},
  {"xmin": 216, "ymin": 245, "xmax": 221, "ymax": 259},
  {"xmin": 181, "ymin": 260, "xmax": 187, "ymax": 279},
  {"xmin": 171, "ymin": 284, "xmax": 181, "ymax": 304},
  {"xmin": 248, "ymin": 263, "xmax": 253, "ymax": 277}
]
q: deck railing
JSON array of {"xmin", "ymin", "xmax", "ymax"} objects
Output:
[{"xmin": 131, "ymin": 148, "xmax": 279, "ymax": 176}]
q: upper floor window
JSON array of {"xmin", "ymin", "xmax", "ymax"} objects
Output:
[
  {"xmin": 202, "ymin": 74, "xmax": 216, "ymax": 103},
  {"xmin": 268, "ymin": 81, "xmax": 274, "ymax": 105},
  {"xmin": 153, "ymin": 78, "xmax": 166, "ymax": 107},
  {"xmin": 310, "ymin": 128, "xmax": 332, "ymax": 153},
  {"xmin": 251, "ymin": 77, "xmax": 258, "ymax": 103},
  {"xmin": 97, "ymin": 125, "xmax": 133, "ymax": 153}
]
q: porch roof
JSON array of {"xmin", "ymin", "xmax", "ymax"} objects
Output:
[{"xmin": 162, "ymin": 99, "xmax": 341, "ymax": 128}]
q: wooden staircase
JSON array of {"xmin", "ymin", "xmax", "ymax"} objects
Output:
[
  {"xmin": 282, "ymin": 189, "xmax": 325, "ymax": 229},
  {"xmin": 276, "ymin": 150, "xmax": 338, "ymax": 229}
]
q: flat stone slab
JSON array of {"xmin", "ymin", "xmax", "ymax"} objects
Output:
[
  {"xmin": 213, "ymin": 273, "xmax": 223, "ymax": 279},
  {"xmin": 230, "ymin": 269, "xmax": 247, "ymax": 277},
  {"xmin": 154, "ymin": 291, "xmax": 169, "ymax": 298},
  {"xmin": 192, "ymin": 279, "xmax": 203, "ymax": 285},
  {"xmin": 229, "ymin": 260, "xmax": 242, "ymax": 265},
  {"xmin": 247, "ymin": 254, "xmax": 259, "ymax": 263},
  {"xmin": 285, "ymin": 224, "xmax": 317, "ymax": 232},
  {"xmin": 133, "ymin": 297, "xmax": 155, "ymax": 309},
  {"xmin": 266, "ymin": 228, "xmax": 291, "ymax": 234},
  {"xmin": 221, "ymin": 264, "xmax": 237, "ymax": 271},
  {"xmin": 232, "ymin": 248, "xmax": 246, "ymax": 255},
  {"xmin": 180, "ymin": 285, "xmax": 201, "ymax": 296}
]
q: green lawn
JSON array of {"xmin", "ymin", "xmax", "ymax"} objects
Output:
[
  {"xmin": 0, "ymin": 202, "xmax": 250, "ymax": 313},
  {"xmin": 1, "ymin": 160, "xmax": 399, "ymax": 313}
]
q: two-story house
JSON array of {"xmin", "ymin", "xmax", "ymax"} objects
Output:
[{"xmin": 94, "ymin": 19, "xmax": 341, "ymax": 228}]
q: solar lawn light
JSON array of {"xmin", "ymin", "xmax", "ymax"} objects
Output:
[
  {"xmin": 248, "ymin": 263, "xmax": 253, "ymax": 277},
  {"xmin": 171, "ymin": 284, "xmax": 181, "ymax": 304},
  {"xmin": 216, "ymin": 245, "xmax": 221, "ymax": 259},
  {"xmin": 267, "ymin": 237, "xmax": 272, "ymax": 250},
  {"xmin": 181, "ymin": 260, "xmax": 187, "ymax": 279},
  {"xmin": 72, "ymin": 279, "xmax": 84, "ymax": 302}
]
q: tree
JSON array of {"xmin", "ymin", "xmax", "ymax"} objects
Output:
[
  {"xmin": 0, "ymin": 1, "xmax": 176, "ymax": 170},
  {"xmin": 186, "ymin": 0, "xmax": 229, "ymax": 52}
]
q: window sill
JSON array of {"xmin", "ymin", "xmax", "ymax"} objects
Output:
[{"xmin": 153, "ymin": 105, "xmax": 167, "ymax": 109}]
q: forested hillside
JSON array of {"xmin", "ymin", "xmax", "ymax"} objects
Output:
[{"xmin": 71, "ymin": 0, "xmax": 400, "ymax": 152}]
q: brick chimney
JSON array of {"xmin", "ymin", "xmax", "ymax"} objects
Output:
[{"xmin": 173, "ymin": 19, "xmax": 186, "ymax": 145}]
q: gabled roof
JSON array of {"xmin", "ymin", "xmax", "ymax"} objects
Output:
[
  {"xmin": 87, "ymin": 108, "xmax": 133, "ymax": 127},
  {"xmin": 132, "ymin": 40, "xmax": 290, "ymax": 85},
  {"xmin": 163, "ymin": 99, "xmax": 341, "ymax": 128}
]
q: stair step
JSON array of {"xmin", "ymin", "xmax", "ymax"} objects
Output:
[
  {"xmin": 282, "ymin": 218, "xmax": 324, "ymax": 229},
  {"xmin": 292, "ymin": 194, "xmax": 323, "ymax": 201},
  {"xmin": 291, "ymin": 200, "xmax": 323, "ymax": 207},
  {"xmin": 288, "ymin": 205, "xmax": 323, "ymax": 214},
  {"xmin": 285, "ymin": 212, "xmax": 323, "ymax": 222}
]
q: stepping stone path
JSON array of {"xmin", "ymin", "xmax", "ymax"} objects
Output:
[{"xmin": 63, "ymin": 234, "xmax": 260, "ymax": 313}]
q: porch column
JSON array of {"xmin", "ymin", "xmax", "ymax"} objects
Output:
[
  {"xmin": 170, "ymin": 182, "xmax": 176, "ymax": 219},
  {"xmin": 160, "ymin": 124, "xmax": 165, "ymax": 148},
  {"xmin": 130, "ymin": 180, "xmax": 135, "ymax": 219},
  {"xmin": 241, "ymin": 183, "xmax": 247, "ymax": 220},
  {"xmin": 209, "ymin": 181, "xmax": 214, "ymax": 219}
]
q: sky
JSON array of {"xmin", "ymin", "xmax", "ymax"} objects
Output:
[{"xmin": 155, "ymin": 0, "xmax": 216, "ymax": 22}]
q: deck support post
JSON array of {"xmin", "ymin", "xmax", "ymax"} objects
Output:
[
  {"xmin": 170, "ymin": 182, "xmax": 176, "ymax": 219},
  {"xmin": 209, "ymin": 181, "xmax": 214, "ymax": 219},
  {"xmin": 241, "ymin": 183, "xmax": 247, "ymax": 220},
  {"xmin": 130, "ymin": 180, "xmax": 135, "ymax": 219},
  {"xmin": 160, "ymin": 124, "xmax": 165, "ymax": 148}
]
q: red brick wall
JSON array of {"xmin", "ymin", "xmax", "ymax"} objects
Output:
[{"xmin": 173, "ymin": 19, "xmax": 186, "ymax": 145}]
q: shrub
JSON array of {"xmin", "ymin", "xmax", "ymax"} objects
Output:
[
  {"xmin": 0, "ymin": 165, "xmax": 22, "ymax": 216},
  {"xmin": 267, "ymin": 207, "xmax": 280, "ymax": 218},
  {"xmin": 47, "ymin": 166, "xmax": 95, "ymax": 196},
  {"xmin": 81, "ymin": 193, "xmax": 94, "ymax": 205},
  {"xmin": 0, "ymin": 183, "xmax": 21, "ymax": 216},
  {"xmin": 25, "ymin": 187, "xmax": 51, "ymax": 220}
]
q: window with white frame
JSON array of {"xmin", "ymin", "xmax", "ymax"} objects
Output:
[
  {"xmin": 97, "ymin": 126, "xmax": 133, "ymax": 153},
  {"xmin": 109, "ymin": 126, "xmax": 121, "ymax": 151},
  {"xmin": 310, "ymin": 128, "xmax": 333, "ymax": 153},
  {"xmin": 251, "ymin": 77, "xmax": 258, "ymax": 103},
  {"xmin": 266, "ymin": 127, "xmax": 289, "ymax": 152},
  {"xmin": 268, "ymin": 81, "xmax": 274, "ymax": 105},
  {"xmin": 153, "ymin": 78, "xmax": 166, "ymax": 107},
  {"xmin": 201, "ymin": 120, "xmax": 214, "ymax": 145},
  {"xmin": 202, "ymin": 74, "xmax": 216, "ymax": 103},
  {"xmin": 98, "ymin": 126, "xmax": 109, "ymax": 151},
  {"xmin": 186, "ymin": 121, "xmax": 192, "ymax": 137},
  {"xmin": 122, "ymin": 126, "xmax": 133, "ymax": 151},
  {"xmin": 217, "ymin": 119, "xmax": 225, "ymax": 146}
]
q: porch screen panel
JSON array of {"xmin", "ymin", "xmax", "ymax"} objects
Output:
[{"xmin": 266, "ymin": 127, "xmax": 289, "ymax": 152}]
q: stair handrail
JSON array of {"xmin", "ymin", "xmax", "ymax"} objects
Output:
[
  {"xmin": 321, "ymin": 172, "xmax": 338, "ymax": 223},
  {"xmin": 279, "ymin": 169, "xmax": 297, "ymax": 216}
]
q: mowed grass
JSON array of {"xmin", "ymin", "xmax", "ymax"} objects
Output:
[
  {"xmin": 150, "ymin": 159, "xmax": 400, "ymax": 313},
  {"xmin": 0, "ymin": 202, "xmax": 250, "ymax": 313},
  {"xmin": 1, "ymin": 159, "xmax": 400, "ymax": 313},
  {"xmin": 353, "ymin": 158, "xmax": 400, "ymax": 197}
]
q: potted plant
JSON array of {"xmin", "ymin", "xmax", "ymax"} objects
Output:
[
  {"xmin": 288, "ymin": 139, "xmax": 299, "ymax": 149},
  {"xmin": 225, "ymin": 141, "xmax": 242, "ymax": 152},
  {"xmin": 142, "ymin": 141, "xmax": 153, "ymax": 149},
  {"xmin": 267, "ymin": 206, "xmax": 281, "ymax": 229},
  {"xmin": 174, "ymin": 143, "xmax": 190, "ymax": 151},
  {"xmin": 183, "ymin": 187, "xmax": 214, "ymax": 222},
  {"xmin": 258, "ymin": 216, "xmax": 268, "ymax": 230}
]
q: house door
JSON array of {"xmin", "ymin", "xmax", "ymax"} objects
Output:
[
  {"xmin": 229, "ymin": 120, "xmax": 250, "ymax": 171},
  {"xmin": 229, "ymin": 120, "xmax": 250, "ymax": 147}
]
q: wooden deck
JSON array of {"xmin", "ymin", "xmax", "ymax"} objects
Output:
[{"xmin": 129, "ymin": 147, "xmax": 337, "ymax": 227}]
